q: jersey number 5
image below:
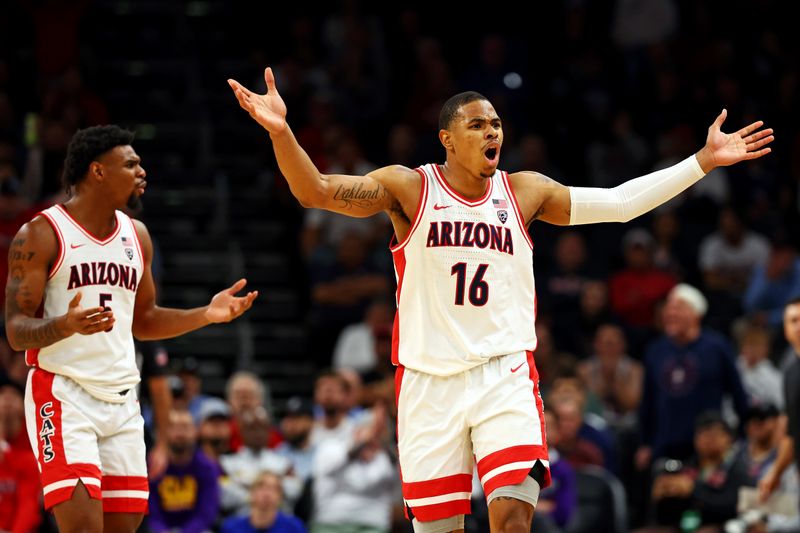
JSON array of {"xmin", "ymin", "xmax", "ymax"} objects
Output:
[
  {"xmin": 451, "ymin": 263, "xmax": 489, "ymax": 306},
  {"xmin": 100, "ymin": 293, "xmax": 113, "ymax": 331}
]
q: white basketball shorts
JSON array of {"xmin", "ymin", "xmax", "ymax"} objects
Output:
[
  {"xmin": 395, "ymin": 350, "xmax": 551, "ymax": 522},
  {"xmin": 24, "ymin": 368, "xmax": 148, "ymax": 512}
]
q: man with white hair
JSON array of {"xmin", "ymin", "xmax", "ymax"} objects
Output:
[{"xmin": 636, "ymin": 283, "xmax": 749, "ymax": 470}]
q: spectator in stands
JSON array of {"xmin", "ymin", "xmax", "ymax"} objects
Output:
[
  {"xmin": 651, "ymin": 209, "xmax": 693, "ymax": 282},
  {"xmin": 226, "ymin": 371, "xmax": 279, "ymax": 452},
  {"xmin": 736, "ymin": 324, "xmax": 783, "ymax": 409},
  {"xmin": 609, "ymin": 227, "xmax": 677, "ymax": 352},
  {"xmin": 637, "ymin": 284, "xmax": 749, "ymax": 469},
  {"xmin": 551, "ymin": 399, "xmax": 605, "ymax": 469},
  {"xmin": 276, "ymin": 396, "xmax": 316, "ymax": 485},
  {"xmin": 359, "ymin": 325, "xmax": 396, "ymax": 413},
  {"xmin": 0, "ymin": 381, "xmax": 42, "ymax": 533},
  {"xmin": 641, "ymin": 411, "xmax": 755, "ymax": 532},
  {"xmin": 148, "ymin": 409, "xmax": 220, "ymax": 533},
  {"xmin": 578, "ymin": 323, "xmax": 643, "ymax": 428},
  {"xmin": 539, "ymin": 231, "xmax": 593, "ymax": 336},
  {"xmin": 736, "ymin": 403, "xmax": 797, "ymax": 493},
  {"xmin": 198, "ymin": 397, "xmax": 232, "ymax": 467},
  {"xmin": 176, "ymin": 356, "xmax": 214, "ymax": 425},
  {"xmin": 311, "ymin": 403, "xmax": 397, "ymax": 533},
  {"xmin": 310, "ymin": 369, "xmax": 355, "ymax": 445},
  {"xmin": 572, "ymin": 280, "xmax": 615, "ymax": 358},
  {"xmin": 332, "ymin": 297, "xmax": 394, "ymax": 374},
  {"xmin": 136, "ymin": 341, "xmax": 172, "ymax": 480},
  {"xmin": 336, "ymin": 367, "xmax": 366, "ymax": 420},
  {"xmin": 699, "ymin": 206, "xmax": 770, "ymax": 295},
  {"xmin": 221, "ymin": 471, "xmax": 307, "ymax": 533},
  {"xmin": 309, "ymin": 231, "xmax": 392, "ymax": 361},
  {"xmin": 0, "ymin": 373, "xmax": 29, "ymax": 452},
  {"xmin": 220, "ymin": 406, "xmax": 298, "ymax": 516},
  {"xmin": 532, "ymin": 409, "xmax": 577, "ymax": 532},
  {"xmin": 744, "ymin": 236, "xmax": 800, "ymax": 331}
]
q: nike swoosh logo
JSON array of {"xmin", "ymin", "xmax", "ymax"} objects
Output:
[
  {"xmin": 433, "ymin": 204, "xmax": 451, "ymax": 210},
  {"xmin": 510, "ymin": 362, "xmax": 525, "ymax": 373},
  {"xmin": 70, "ymin": 243, "xmax": 86, "ymax": 249}
]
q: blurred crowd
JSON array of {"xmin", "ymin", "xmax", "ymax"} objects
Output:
[{"xmin": 3, "ymin": 0, "xmax": 800, "ymax": 532}]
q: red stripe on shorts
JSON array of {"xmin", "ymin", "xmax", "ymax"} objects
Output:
[
  {"xmin": 402, "ymin": 473, "xmax": 473, "ymax": 500},
  {"xmin": 409, "ymin": 499, "xmax": 471, "ymax": 522},
  {"xmin": 103, "ymin": 475, "xmax": 149, "ymax": 491},
  {"xmin": 103, "ymin": 497, "xmax": 149, "ymax": 513}
]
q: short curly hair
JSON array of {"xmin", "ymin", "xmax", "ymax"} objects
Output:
[
  {"xmin": 438, "ymin": 91, "xmax": 489, "ymax": 131},
  {"xmin": 61, "ymin": 125, "xmax": 135, "ymax": 191}
]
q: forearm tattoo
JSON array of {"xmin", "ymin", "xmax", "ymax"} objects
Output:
[
  {"xmin": 333, "ymin": 182, "xmax": 387, "ymax": 209},
  {"xmin": 5, "ymin": 237, "xmax": 65, "ymax": 349}
]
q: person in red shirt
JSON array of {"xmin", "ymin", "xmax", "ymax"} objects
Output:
[
  {"xmin": 610, "ymin": 227, "xmax": 677, "ymax": 352},
  {"xmin": 0, "ymin": 381, "xmax": 42, "ymax": 532}
]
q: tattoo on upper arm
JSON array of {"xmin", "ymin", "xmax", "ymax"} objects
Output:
[
  {"xmin": 9, "ymin": 238, "xmax": 35, "ymax": 262},
  {"xmin": 333, "ymin": 182, "xmax": 387, "ymax": 209}
]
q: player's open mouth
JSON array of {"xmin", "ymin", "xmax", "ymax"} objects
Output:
[
  {"xmin": 484, "ymin": 146, "xmax": 500, "ymax": 166},
  {"xmin": 135, "ymin": 181, "xmax": 147, "ymax": 194}
]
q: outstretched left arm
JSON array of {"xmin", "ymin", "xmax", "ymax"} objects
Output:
[
  {"xmin": 512, "ymin": 110, "xmax": 774, "ymax": 226},
  {"xmin": 132, "ymin": 220, "xmax": 257, "ymax": 340}
]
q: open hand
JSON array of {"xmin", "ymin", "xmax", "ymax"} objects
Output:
[
  {"xmin": 699, "ymin": 109, "xmax": 773, "ymax": 170},
  {"xmin": 62, "ymin": 292, "xmax": 115, "ymax": 335},
  {"xmin": 205, "ymin": 279, "xmax": 258, "ymax": 323},
  {"xmin": 228, "ymin": 67, "xmax": 288, "ymax": 135}
]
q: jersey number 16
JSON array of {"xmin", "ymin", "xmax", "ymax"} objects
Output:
[{"xmin": 451, "ymin": 263, "xmax": 489, "ymax": 306}]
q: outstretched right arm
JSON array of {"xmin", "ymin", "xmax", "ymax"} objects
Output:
[
  {"xmin": 4, "ymin": 217, "xmax": 113, "ymax": 351},
  {"xmin": 228, "ymin": 68, "xmax": 409, "ymax": 218}
]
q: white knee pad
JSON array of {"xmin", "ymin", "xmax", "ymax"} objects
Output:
[
  {"xmin": 412, "ymin": 514, "xmax": 465, "ymax": 533},
  {"xmin": 486, "ymin": 475, "xmax": 541, "ymax": 508}
]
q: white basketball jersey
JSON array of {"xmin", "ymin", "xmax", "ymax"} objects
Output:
[
  {"xmin": 391, "ymin": 164, "xmax": 537, "ymax": 376},
  {"xmin": 26, "ymin": 205, "xmax": 143, "ymax": 402}
]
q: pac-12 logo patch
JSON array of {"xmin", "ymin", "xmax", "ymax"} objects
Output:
[
  {"xmin": 39, "ymin": 402, "xmax": 56, "ymax": 463},
  {"xmin": 497, "ymin": 210, "xmax": 508, "ymax": 224},
  {"xmin": 125, "ymin": 248, "xmax": 134, "ymax": 260}
]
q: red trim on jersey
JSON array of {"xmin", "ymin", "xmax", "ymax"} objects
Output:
[
  {"xmin": 501, "ymin": 172, "xmax": 534, "ymax": 249},
  {"xmin": 55, "ymin": 204, "xmax": 121, "ymax": 245},
  {"xmin": 390, "ymin": 167, "xmax": 429, "ymax": 252},
  {"xmin": 127, "ymin": 215, "xmax": 145, "ymax": 268},
  {"xmin": 37, "ymin": 211, "xmax": 66, "ymax": 279},
  {"xmin": 432, "ymin": 164, "xmax": 493, "ymax": 207},
  {"xmin": 408, "ymin": 499, "xmax": 471, "ymax": 522},
  {"xmin": 402, "ymin": 473, "xmax": 473, "ymax": 500},
  {"xmin": 391, "ymin": 248, "xmax": 407, "ymax": 366},
  {"xmin": 103, "ymin": 497, "xmax": 149, "ymax": 513}
]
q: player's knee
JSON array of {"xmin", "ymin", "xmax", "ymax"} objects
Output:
[
  {"xmin": 411, "ymin": 514, "xmax": 465, "ymax": 533},
  {"xmin": 488, "ymin": 498, "xmax": 533, "ymax": 533}
]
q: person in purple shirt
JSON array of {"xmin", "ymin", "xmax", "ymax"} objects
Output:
[
  {"xmin": 148, "ymin": 409, "xmax": 221, "ymax": 533},
  {"xmin": 533, "ymin": 410, "xmax": 577, "ymax": 532},
  {"xmin": 221, "ymin": 471, "xmax": 307, "ymax": 533}
]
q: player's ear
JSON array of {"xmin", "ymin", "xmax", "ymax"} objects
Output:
[
  {"xmin": 89, "ymin": 161, "xmax": 104, "ymax": 182},
  {"xmin": 439, "ymin": 129, "xmax": 453, "ymax": 151}
]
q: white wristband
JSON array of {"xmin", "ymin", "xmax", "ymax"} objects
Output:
[{"xmin": 568, "ymin": 155, "xmax": 705, "ymax": 225}]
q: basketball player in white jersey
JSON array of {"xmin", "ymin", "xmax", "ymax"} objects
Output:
[
  {"xmin": 228, "ymin": 68, "xmax": 773, "ymax": 533},
  {"xmin": 4, "ymin": 125, "xmax": 258, "ymax": 533}
]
